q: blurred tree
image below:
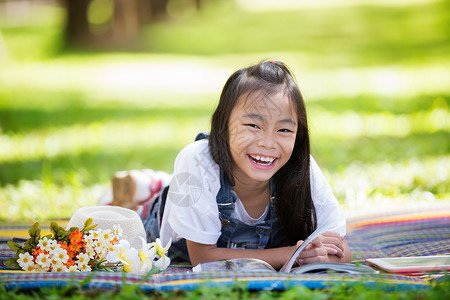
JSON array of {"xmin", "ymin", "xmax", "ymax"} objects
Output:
[
  {"xmin": 0, "ymin": 29, "xmax": 7, "ymax": 61},
  {"xmin": 63, "ymin": 0, "xmax": 91, "ymax": 47},
  {"xmin": 62, "ymin": 0, "xmax": 175, "ymax": 49},
  {"xmin": 149, "ymin": 0, "xmax": 169, "ymax": 21}
]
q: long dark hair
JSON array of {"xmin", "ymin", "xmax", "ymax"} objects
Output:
[{"xmin": 209, "ymin": 61, "xmax": 317, "ymax": 244}]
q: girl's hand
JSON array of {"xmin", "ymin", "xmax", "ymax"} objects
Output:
[
  {"xmin": 320, "ymin": 231, "xmax": 345, "ymax": 259},
  {"xmin": 295, "ymin": 237, "xmax": 329, "ymax": 265},
  {"xmin": 295, "ymin": 232, "xmax": 345, "ymax": 265}
]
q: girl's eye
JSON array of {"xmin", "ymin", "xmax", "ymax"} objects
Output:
[
  {"xmin": 245, "ymin": 124, "xmax": 260, "ymax": 129},
  {"xmin": 278, "ymin": 129, "xmax": 293, "ymax": 133}
]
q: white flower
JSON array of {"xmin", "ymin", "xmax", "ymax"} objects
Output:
[
  {"xmin": 76, "ymin": 252, "xmax": 90, "ymax": 267},
  {"xmin": 100, "ymin": 229, "xmax": 113, "ymax": 243},
  {"xmin": 17, "ymin": 252, "xmax": 34, "ymax": 270},
  {"xmin": 35, "ymin": 253, "xmax": 51, "ymax": 270},
  {"xmin": 94, "ymin": 240, "xmax": 109, "ymax": 255},
  {"xmin": 138, "ymin": 236, "xmax": 156, "ymax": 273},
  {"xmin": 37, "ymin": 237, "xmax": 53, "ymax": 252},
  {"xmin": 51, "ymin": 262, "xmax": 68, "ymax": 272},
  {"xmin": 32, "ymin": 264, "xmax": 47, "ymax": 272},
  {"xmin": 50, "ymin": 256, "xmax": 60, "ymax": 266},
  {"xmin": 85, "ymin": 246, "xmax": 96, "ymax": 259},
  {"xmin": 48, "ymin": 239, "xmax": 58, "ymax": 251},
  {"xmin": 96, "ymin": 247, "xmax": 108, "ymax": 261},
  {"xmin": 122, "ymin": 248, "xmax": 141, "ymax": 273},
  {"xmin": 67, "ymin": 265, "xmax": 80, "ymax": 272},
  {"xmin": 106, "ymin": 239, "xmax": 131, "ymax": 264},
  {"xmin": 78, "ymin": 263, "xmax": 92, "ymax": 272},
  {"xmin": 113, "ymin": 224, "xmax": 123, "ymax": 238},
  {"xmin": 23, "ymin": 263, "xmax": 38, "ymax": 272},
  {"xmin": 151, "ymin": 238, "xmax": 171, "ymax": 270},
  {"xmin": 91, "ymin": 230, "xmax": 100, "ymax": 240},
  {"xmin": 84, "ymin": 234, "xmax": 94, "ymax": 244},
  {"xmin": 106, "ymin": 239, "xmax": 142, "ymax": 273},
  {"xmin": 107, "ymin": 245, "xmax": 116, "ymax": 253},
  {"xmin": 53, "ymin": 248, "xmax": 69, "ymax": 264}
]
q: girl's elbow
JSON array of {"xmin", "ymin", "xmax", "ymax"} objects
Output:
[{"xmin": 186, "ymin": 240, "xmax": 218, "ymax": 266}]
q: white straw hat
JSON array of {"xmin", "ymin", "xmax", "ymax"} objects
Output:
[{"xmin": 67, "ymin": 206, "xmax": 146, "ymax": 249}]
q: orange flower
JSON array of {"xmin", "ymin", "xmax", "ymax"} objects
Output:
[
  {"xmin": 32, "ymin": 247, "xmax": 48, "ymax": 258},
  {"xmin": 70, "ymin": 230, "xmax": 84, "ymax": 244},
  {"xmin": 65, "ymin": 256, "xmax": 76, "ymax": 267},
  {"xmin": 67, "ymin": 241, "xmax": 85, "ymax": 258},
  {"xmin": 66, "ymin": 246, "xmax": 77, "ymax": 258},
  {"xmin": 111, "ymin": 236, "xmax": 118, "ymax": 245}
]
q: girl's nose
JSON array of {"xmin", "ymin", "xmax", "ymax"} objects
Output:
[{"xmin": 257, "ymin": 132, "xmax": 276, "ymax": 149}]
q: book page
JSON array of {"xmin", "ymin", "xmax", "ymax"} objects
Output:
[{"xmin": 280, "ymin": 218, "xmax": 339, "ymax": 273}]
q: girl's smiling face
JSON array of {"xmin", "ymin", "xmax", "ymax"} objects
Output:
[{"xmin": 228, "ymin": 91, "xmax": 298, "ymax": 186}]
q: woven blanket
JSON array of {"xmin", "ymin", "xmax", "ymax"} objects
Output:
[{"xmin": 1, "ymin": 212, "xmax": 449, "ymax": 291}]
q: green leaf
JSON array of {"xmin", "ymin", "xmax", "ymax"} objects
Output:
[
  {"xmin": 15, "ymin": 249, "xmax": 27, "ymax": 259},
  {"xmin": 50, "ymin": 221, "xmax": 71, "ymax": 243},
  {"xmin": 84, "ymin": 218, "xmax": 92, "ymax": 229},
  {"xmin": 4, "ymin": 258, "xmax": 20, "ymax": 269},
  {"xmin": 50, "ymin": 221, "xmax": 62, "ymax": 236},
  {"xmin": 82, "ymin": 218, "xmax": 98, "ymax": 232},
  {"xmin": 28, "ymin": 222, "xmax": 41, "ymax": 244},
  {"xmin": 68, "ymin": 227, "xmax": 78, "ymax": 233},
  {"xmin": 7, "ymin": 241, "xmax": 22, "ymax": 252},
  {"xmin": 22, "ymin": 240, "xmax": 34, "ymax": 250}
]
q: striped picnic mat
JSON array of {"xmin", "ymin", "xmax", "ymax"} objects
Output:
[{"xmin": 1, "ymin": 212, "xmax": 448, "ymax": 291}]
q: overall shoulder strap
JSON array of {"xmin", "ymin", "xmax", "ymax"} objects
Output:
[{"xmin": 216, "ymin": 171, "xmax": 236, "ymax": 228}]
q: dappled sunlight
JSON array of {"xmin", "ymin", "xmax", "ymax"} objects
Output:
[
  {"xmin": 296, "ymin": 64, "xmax": 450, "ymax": 100},
  {"xmin": 1, "ymin": 59, "xmax": 449, "ymax": 103},
  {"xmin": 0, "ymin": 179, "xmax": 103, "ymax": 221},
  {"xmin": 327, "ymin": 155, "xmax": 449, "ymax": 217},
  {"xmin": 97, "ymin": 61, "xmax": 229, "ymax": 96},
  {"xmin": 0, "ymin": 118, "xmax": 207, "ymax": 163},
  {"xmin": 309, "ymin": 104, "xmax": 449, "ymax": 138},
  {"xmin": 0, "ymin": 99, "xmax": 447, "ymax": 163},
  {"xmin": 237, "ymin": 0, "xmax": 437, "ymax": 12}
]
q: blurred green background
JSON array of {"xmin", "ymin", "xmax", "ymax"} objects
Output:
[{"xmin": 0, "ymin": 0, "xmax": 448, "ymax": 221}]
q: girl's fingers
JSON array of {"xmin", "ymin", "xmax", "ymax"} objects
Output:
[
  {"xmin": 295, "ymin": 235, "xmax": 345, "ymax": 265},
  {"xmin": 320, "ymin": 232, "xmax": 345, "ymax": 253},
  {"xmin": 298, "ymin": 243, "xmax": 327, "ymax": 259},
  {"xmin": 297, "ymin": 255, "xmax": 329, "ymax": 265},
  {"xmin": 324, "ymin": 245, "xmax": 344, "ymax": 258}
]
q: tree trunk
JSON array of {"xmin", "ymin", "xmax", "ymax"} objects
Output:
[
  {"xmin": 149, "ymin": 0, "xmax": 169, "ymax": 21},
  {"xmin": 63, "ymin": 0, "xmax": 91, "ymax": 47},
  {"xmin": 195, "ymin": 0, "xmax": 201, "ymax": 10},
  {"xmin": 112, "ymin": 0, "xmax": 140, "ymax": 43}
]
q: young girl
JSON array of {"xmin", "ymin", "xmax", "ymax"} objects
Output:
[{"xmin": 133, "ymin": 61, "xmax": 351, "ymax": 270}]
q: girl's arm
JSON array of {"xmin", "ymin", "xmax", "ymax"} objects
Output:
[{"xmin": 186, "ymin": 240, "xmax": 298, "ymax": 270}]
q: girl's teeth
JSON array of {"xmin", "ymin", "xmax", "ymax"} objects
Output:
[{"xmin": 250, "ymin": 155, "xmax": 274, "ymax": 164}]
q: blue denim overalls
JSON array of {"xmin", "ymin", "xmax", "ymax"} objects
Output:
[{"xmin": 142, "ymin": 170, "xmax": 290, "ymax": 262}]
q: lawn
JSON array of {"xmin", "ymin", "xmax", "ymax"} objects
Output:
[{"xmin": 0, "ymin": 0, "xmax": 449, "ymax": 298}]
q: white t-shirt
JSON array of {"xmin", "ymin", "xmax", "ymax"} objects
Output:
[{"xmin": 159, "ymin": 139, "xmax": 346, "ymax": 246}]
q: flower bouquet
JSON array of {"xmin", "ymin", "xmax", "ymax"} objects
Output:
[{"xmin": 5, "ymin": 218, "xmax": 171, "ymax": 274}]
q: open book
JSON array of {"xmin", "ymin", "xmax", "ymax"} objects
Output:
[
  {"xmin": 192, "ymin": 218, "xmax": 376, "ymax": 274},
  {"xmin": 193, "ymin": 257, "xmax": 376, "ymax": 274}
]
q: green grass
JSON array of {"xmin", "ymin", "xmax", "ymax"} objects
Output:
[{"xmin": 1, "ymin": 275, "xmax": 449, "ymax": 299}]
